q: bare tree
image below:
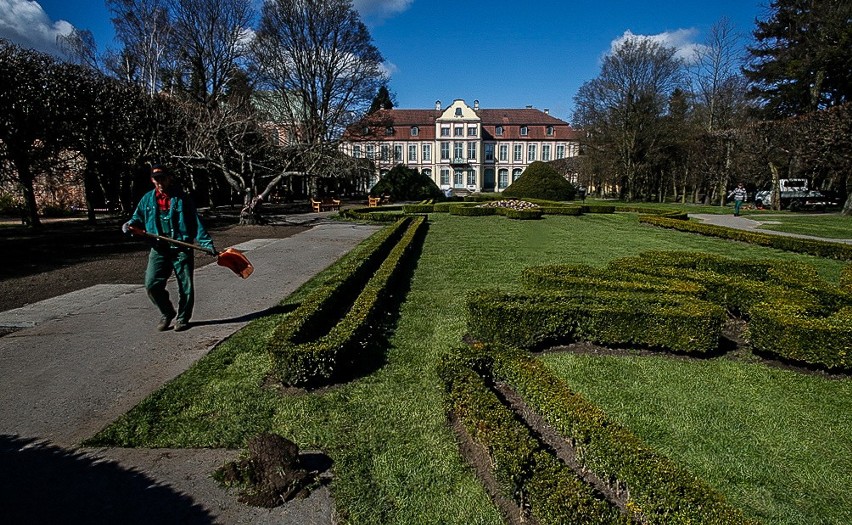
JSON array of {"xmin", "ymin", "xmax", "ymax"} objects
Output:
[
  {"xmin": 573, "ymin": 37, "xmax": 684, "ymax": 200},
  {"xmin": 57, "ymin": 28, "xmax": 99, "ymax": 70},
  {"xmin": 106, "ymin": 0, "xmax": 173, "ymax": 94},
  {"xmin": 251, "ymin": 0, "xmax": 386, "ymax": 144},
  {"xmin": 167, "ymin": 0, "xmax": 253, "ymax": 106}
]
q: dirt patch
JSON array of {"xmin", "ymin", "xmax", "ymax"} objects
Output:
[{"xmin": 0, "ymin": 214, "xmax": 308, "ymax": 312}]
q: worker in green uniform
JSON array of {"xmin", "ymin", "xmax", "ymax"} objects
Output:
[{"xmin": 123, "ymin": 164, "xmax": 215, "ymax": 331}]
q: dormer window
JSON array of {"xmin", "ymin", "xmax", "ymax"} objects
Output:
[
  {"xmin": 455, "ymin": 107, "xmax": 463, "ymax": 117},
  {"xmin": 520, "ymin": 126, "xmax": 528, "ymax": 136},
  {"xmin": 410, "ymin": 126, "xmax": 419, "ymax": 136},
  {"xmin": 546, "ymin": 125, "xmax": 554, "ymax": 136},
  {"xmin": 385, "ymin": 126, "xmax": 394, "ymax": 136},
  {"xmin": 495, "ymin": 126, "xmax": 504, "ymax": 136}
]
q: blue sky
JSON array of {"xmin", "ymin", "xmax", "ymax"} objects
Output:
[{"xmin": 2, "ymin": 0, "xmax": 769, "ymax": 122}]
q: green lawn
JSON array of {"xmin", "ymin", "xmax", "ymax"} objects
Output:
[
  {"xmin": 88, "ymin": 212, "xmax": 850, "ymax": 524},
  {"xmin": 752, "ymin": 213, "xmax": 852, "ymax": 239}
]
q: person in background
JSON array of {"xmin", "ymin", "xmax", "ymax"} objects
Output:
[
  {"xmin": 122, "ymin": 164, "xmax": 215, "ymax": 332},
  {"xmin": 728, "ymin": 182, "xmax": 748, "ymax": 217}
]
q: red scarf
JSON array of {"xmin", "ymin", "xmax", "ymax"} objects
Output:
[{"xmin": 155, "ymin": 189, "xmax": 171, "ymax": 212}]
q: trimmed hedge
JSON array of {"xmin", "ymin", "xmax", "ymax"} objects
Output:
[
  {"xmin": 748, "ymin": 302, "xmax": 852, "ymax": 369},
  {"xmin": 538, "ymin": 205, "xmax": 583, "ymax": 216},
  {"xmin": 581, "ymin": 205, "xmax": 616, "ymax": 214},
  {"xmin": 438, "ymin": 344, "xmax": 754, "ymax": 524},
  {"xmin": 437, "ymin": 347, "xmax": 626, "ymax": 524},
  {"xmin": 841, "ymin": 264, "xmax": 852, "ymax": 292},
  {"xmin": 402, "ymin": 203, "xmax": 435, "ymax": 214},
  {"xmin": 639, "ymin": 215, "xmax": 852, "ymax": 261},
  {"xmin": 495, "ymin": 207, "xmax": 543, "ymax": 220},
  {"xmin": 267, "ymin": 216, "xmax": 425, "ymax": 386},
  {"xmin": 450, "ymin": 205, "xmax": 497, "ymax": 217},
  {"xmin": 340, "ymin": 206, "xmax": 405, "ymax": 222},
  {"xmin": 467, "ymin": 289, "xmax": 725, "ymax": 353}
]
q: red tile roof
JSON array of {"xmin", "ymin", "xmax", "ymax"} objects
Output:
[{"xmin": 343, "ymin": 107, "xmax": 581, "ymax": 141}]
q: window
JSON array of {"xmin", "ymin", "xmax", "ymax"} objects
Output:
[
  {"xmin": 485, "ymin": 143, "xmax": 494, "ymax": 161},
  {"xmin": 454, "ymin": 126, "xmax": 463, "ymax": 137},
  {"xmin": 423, "ymin": 143, "xmax": 432, "ymax": 162},
  {"xmin": 381, "ymin": 144, "xmax": 389, "ymax": 161},
  {"xmin": 366, "ymin": 144, "xmax": 374, "ymax": 159},
  {"xmin": 514, "ymin": 144, "xmax": 522, "ymax": 161},
  {"xmin": 512, "ymin": 168, "xmax": 523, "ymax": 182},
  {"xmin": 542, "ymin": 144, "xmax": 550, "ymax": 161},
  {"xmin": 556, "ymin": 145, "xmax": 565, "ymax": 159},
  {"xmin": 466, "ymin": 170, "xmax": 476, "ymax": 186},
  {"xmin": 454, "ymin": 170, "xmax": 463, "ymax": 186},
  {"xmin": 440, "ymin": 142, "xmax": 450, "ymax": 160},
  {"xmin": 520, "ymin": 126, "xmax": 528, "ymax": 136},
  {"xmin": 499, "ymin": 144, "xmax": 508, "ymax": 161},
  {"xmin": 408, "ymin": 144, "xmax": 417, "ymax": 161},
  {"xmin": 410, "ymin": 126, "xmax": 419, "ymax": 136},
  {"xmin": 423, "ymin": 168, "xmax": 432, "ymax": 181},
  {"xmin": 394, "ymin": 145, "xmax": 402, "ymax": 161},
  {"xmin": 498, "ymin": 169, "xmax": 509, "ymax": 188},
  {"xmin": 546, "ymin": 125, "xmax": 554, "ymax": 136},
  {"xmin": 455, "ymin": 107, "xmax": 463, "ymax": 116},
  {"xmin": 454, "ymin": 142, "xmax": 463, "ymax": 160},
  {"xmin": 495, "ymin": 126, "xmax": 504, "ymax": 136},
  {"xmin": 385, "ymin": 127, "xmax": 394, "ymax": 136},
  {"xmin": 440, "ymin": 168, "xmax": 450, "ymax": 186},
  {"xmin": 353, "ymin": 145, "xmax": 361, "ymax": 158},
  {"xmin": 528, "ymin": 144, "xmax": 536, "ymax": 161},
  {"xmin": 441, "ymin": 126, "xmax": 450, "ymax": 137},
  {"xmin": 468, "ymin": 142, "xmax": 476, "ymax": 160},
  {"xmin": 467, "ymin": 126, "xmax": 477, "ymax": 137}
]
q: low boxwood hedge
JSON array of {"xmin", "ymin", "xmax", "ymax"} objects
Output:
[
  {"xmin": 267, "ymin": 216, "xmax": 425, "ymax": 386},
  {"xmin": 450, "ymin": 205, "xmax": 497, "ymax": 217},
  {"xmin": 467, "ymin": 289, "xmax": 725, "ymax": 353},
  {"xmin": 402, "ymin": 203, "xmax": 435, "ymax": 214},
  {"xmin": 639, "ymin": 215, "xmax": 852, "ymax": 261},
  {"xmin": 438, "ymin": 344, "xmax": 754, "ymax": 524},
  {"xmin": 340, "ymin": 206, "xmax": 405, "ymax": 222},
  {"xmin": 495, "ymin": 207, "xmax": 543, "ymax": 220},
  {"xmin": 437, "ymin": 348, "xmax": 626, "ymax": 524},
  {"xmin": 748, "ymin": 302, "xmax": 852, "ymax": 370}
]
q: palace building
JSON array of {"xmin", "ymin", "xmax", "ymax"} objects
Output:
[{"xmin": 340, "ymin": 98, "xmax": 582, "ymax": 194}]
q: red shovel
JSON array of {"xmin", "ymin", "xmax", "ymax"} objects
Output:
[{"xmin": 127, "ymin": 226, "xmax": 254, "ymax": 278}]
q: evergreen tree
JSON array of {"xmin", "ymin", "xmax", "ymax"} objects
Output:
[
  {"xmin": 744, "ymin": 0, "xmax": 852, "ymax": 118},
  {"xmin": 368, "ymin": 85, "xmax": 394, "ymax": 114}
]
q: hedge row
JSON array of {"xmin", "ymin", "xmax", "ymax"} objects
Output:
[
  {"xmin": 613, "ymin": 205, "xmax": 689, "ymax": 220},
  {"xmin": 639, "ymin": 215, "xmax": 852, "ymax": 261},
  {"xmin": 340, "ymin": 205, "xmax": 405, "ymax": 222},
  {"xmin": 438, "ymin": 344, "xmax": 754, "ymax": 524},
  {"xmin": 467, "ymin": 288, "xmax": 725, "ymax": 353},
  {"xmin": 593, "ymin": 251, "xmax": 851, "ymax": 368},
  {"xmin": 437, "ymin": 347, "xmax": 627, "ymax": 524},
  {"xmin": 266, "ymin": 216, "xmax": 425, "ymax": 386}
]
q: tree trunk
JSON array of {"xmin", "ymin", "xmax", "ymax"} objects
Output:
[
  {"xmin": 769, "ymin": 161, "xmax": 781, "ymax": 211},
  {"xmin": 842, "ymin": 192, "xmax": 852, "ymax": 216},
  {"xmin": 13, "ymin": 155, "xmax": 41, "ymax": 227}
]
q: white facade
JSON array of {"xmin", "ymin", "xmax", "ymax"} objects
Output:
[{"xmin": 340, "ymin": 99, "xmax": 581, "ymax": 193}]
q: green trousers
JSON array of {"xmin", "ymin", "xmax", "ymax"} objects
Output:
[{"xmin": 145, "ymin": 247, "xmax": 195, "ymax": 323}]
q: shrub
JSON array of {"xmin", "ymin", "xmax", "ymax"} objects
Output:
[
  {"xmin": 450, "ymin": 205, "xmax": 496, "ymax": 217},
  {"xmin": 370, "ymin": 164, "xmax": 444, "ymax": 201},
  {"xmin": 502, "ymin": 161, "xmax": 577, "ymax": 201},
  {"xmin": 402, "ymin": 203, "xmax": 434, "ymax": 214}
]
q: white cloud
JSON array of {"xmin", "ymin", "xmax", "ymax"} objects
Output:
[
  {"xmin": 611, "ymin": 29, "xmax": 706, "ymax": 63},
  {"xmin": 0, "ymin": 0, "xmax": 75, "ymax": 55},
  {"xmin": 353, "ymin": 0, "xmax": 414, "ymax": 24}
]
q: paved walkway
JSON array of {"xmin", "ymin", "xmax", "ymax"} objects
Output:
[
  {"xmin": 690, "ymin": 213, "xmax": 852, "ymax": 245},
  {"xmin": 0, "ymin": 220, "xmax": 381, "ymax": 525}
]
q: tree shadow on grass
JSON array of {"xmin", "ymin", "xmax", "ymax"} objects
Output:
[{"xmin": 0, "ymin": 435, "xmax": 215, "ymax": 525}]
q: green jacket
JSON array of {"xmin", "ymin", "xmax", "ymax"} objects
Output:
[{"xmin": 129, "ymin": 188, "xmax": 214, "ymax": 251}]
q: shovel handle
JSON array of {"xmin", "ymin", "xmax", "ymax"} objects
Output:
[{"xmin": 127, "ymin": 226, "xmax": 216, "ymax": 255}]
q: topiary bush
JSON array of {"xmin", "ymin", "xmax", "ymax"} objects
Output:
[
  {"xmin": 370, "ymin": 164, "xmax": 444, "ymax": 201},
  {"xmin": 502, "ymin": 161, "xmax": 576, "ymax": 201}
]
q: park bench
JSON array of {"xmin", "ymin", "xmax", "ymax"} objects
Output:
[{"xmin": 310, "ymin": 198, "xmax": 341, "ymax": 212}]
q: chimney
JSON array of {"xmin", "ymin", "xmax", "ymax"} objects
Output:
[
  {"xmin": 435, "ymin": 100, "xmax": 441, "ymax": 111},
  {"xmin": 544, "ymin": 108, "xmax": 549, "ymax": 115},
  {"xmin": 473, "ymin": 99, "xmax": 479, "ymax": 110},
  {"xmin": 526, "ymin": 105, "xmax": 533, "ymax": 109}
]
